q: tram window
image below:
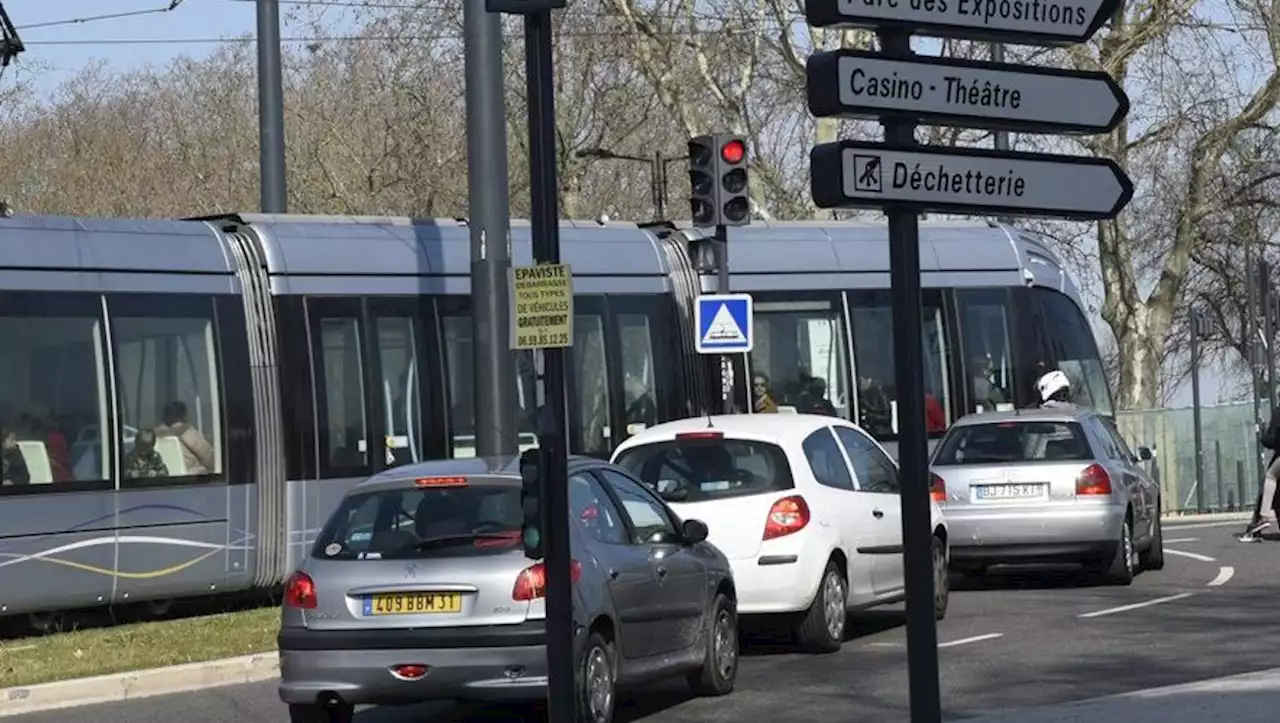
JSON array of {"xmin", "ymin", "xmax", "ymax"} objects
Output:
[
  {"xmin": 618, "ymin": 314, "xmax": 658, "ymax": 436},
  {"xmin": 575, "ymin": 314, "xmax": 611, "ymax": 456},
  {"xmin": 0, "ymin": 297, "xmax": 110, "ymax": 493},
  {"xmin": 750, "ymin": 299, "xmax": 848, "ymax": 418},
  {"xmin": 113, "ymin": 313, "xmax": 222, "ymax": 483},
  {"xmin": 318, "ymin": 317, "xmax": 368, "ymax": 469},
  {"xmin": 956, "ymin": 289, "xmax": 1015, "ymax": 414},
  {"xmin": 442, "ymin": 314, "xmax": 538, "ymax": 459},
  {"xmin": 849, "ymin": 290, "xmax": 953, "ymax": 439},
  {"xmin": 375, "ymin": 316, "xmax": 421, "ymax": 467},
  {"xmin": 1033, "ymin": 289, "xmax": 1113, "ymax": 415}
]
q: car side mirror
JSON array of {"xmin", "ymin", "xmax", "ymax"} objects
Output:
[
  {"xmin": 681, "ymin": 518, "xmax": 709, "ymax": 545},
  {"xmin": 1138, "ymin": 447, "xmax": 1153, "ymax": 462}
]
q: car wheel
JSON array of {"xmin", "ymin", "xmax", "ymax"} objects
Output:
[
  {"xmin": 288, "ymin": 703, "xmax": 353, "ymax": 723},
  {"xmin": 688, "ymin": 591, "xmax": 738, "ymax": 696},
  {"xmin": 576, "ymin": 632, "xmax": 617, "ymax": 723},
  {"xmin": 1139, "ymin": 508, "xmax": 1165, "ymax": 571},
  {"xmin": 795, "ymin": 559, "xmax": 846, "ymax": 654},
  {"xmin": 1101, "ymin": 517, "xmax": 1136, "ymax": 586},
  {"xmin": 932, "ymin": 536, "xmax": 950, "ymax": 621}
]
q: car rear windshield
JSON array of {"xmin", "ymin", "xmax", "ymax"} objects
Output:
[
  {"xmin": 933, "ymin": 421, "xmax": 1092, "ymax": 465},
  {"xmin": 614, "ymin": 435, "xmax": 794, "ymax": 502},
  {"xmin": 312, "ymin": 480, "xmax": 522, "ymax": 560}
]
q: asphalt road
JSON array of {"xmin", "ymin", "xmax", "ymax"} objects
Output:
[{"xmin": 12, "ymin": 518, "xmax": 1276, "ymax": 723}]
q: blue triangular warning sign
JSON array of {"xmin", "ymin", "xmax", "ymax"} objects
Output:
[{"xmin": 702, "ymin": 303, "xmax": 746, "ymax": 345}]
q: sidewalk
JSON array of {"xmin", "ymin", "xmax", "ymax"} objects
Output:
[{"xmin": 957, "ymin": 667, "xmax": 1280, "ymax": 722}]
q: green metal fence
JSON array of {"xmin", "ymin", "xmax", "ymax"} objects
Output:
[{"xmin": 1115, "ymin": 402, "xmax": 1266, "ymax": 515}]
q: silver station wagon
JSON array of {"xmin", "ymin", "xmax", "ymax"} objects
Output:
[
  {"xmin": 929, "ymin": 407, "xmax": 1164, "ymax": 584},
  {"xmin": 276, "ymin": 455, "xmax": 738, "ymax": 723}
]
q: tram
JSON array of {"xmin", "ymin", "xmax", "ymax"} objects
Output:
[{"xmin": 0, "ymin": 213, "xmax": 1109, "ymax": 622}]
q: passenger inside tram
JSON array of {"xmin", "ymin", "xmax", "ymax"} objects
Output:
[
  {"xmin": 1, "ymin": 427, "xmax": 29, "ymax": 486},
  {"xmin": 752, "ymin": 373, "xmax": 778, "ymax": 413},
  {"xmin": 123, "ymin": 429, "xmax": 170, "ymax": 480},
  {"xmin": 155, "ymin": 400, "xmax": 216, "ymax": 476},
  {"xmin": 624, "ymin": 374, "xmax": 658, "ymax": 429},
  {"xmin": 17, "ymin": 402, "xmax": 72, "ymax": 482},
  {"xmin": 970, "ymin": 355, "xmax": 1008, "ymax": 412}
]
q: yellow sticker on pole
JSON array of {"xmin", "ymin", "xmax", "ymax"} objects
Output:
[{"xmin": 509, "ymin": 263, "xmax": 573, "ymax": 350}]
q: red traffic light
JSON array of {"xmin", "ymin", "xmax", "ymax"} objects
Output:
[{"xmin": 720, "ymin": 139, "xmax": 745, "ymax": 164}]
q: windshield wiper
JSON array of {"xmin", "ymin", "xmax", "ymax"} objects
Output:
[{"xmin": 411, "ymin": 532, "xmax": 519, "ymax": 550}]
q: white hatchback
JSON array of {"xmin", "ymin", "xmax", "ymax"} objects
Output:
[{"xmin": 611, "ymin": 414, "xmax": 949, "ymax": 654}]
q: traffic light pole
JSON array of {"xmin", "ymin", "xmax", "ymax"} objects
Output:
[
  {"xmin": 522, "ymin": 9, "xmax": 575, "ymax": 723},
  {"xmin": 879, "ymin": 28, "xmax": 942, "ymax": 723},
  {"xmin": 1190, "ymin": 310, "xmax": 1205, "ymax": 513},
  {"xmin": 715, "ymin": 223, "xmax": 733, "ymax": 414}
]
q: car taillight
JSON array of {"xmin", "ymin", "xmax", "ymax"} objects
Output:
[
  {"xmin": 512, "ymin": 560, "xmax": 582, "ymax": 601},
  {"xmin": 929, "ymin": 473, "xmax": 946, "ymax": 503},
  {"xmin": 284, "ymin": 571, "xmax": 317, "ymax": 609},
  {"xmin": 763, "ymin": 495, "xmax": 810, "ymax": 540},
  {"xmin": 1076, "ymin": 463, "xmax": 1112, "ymax": 495}
]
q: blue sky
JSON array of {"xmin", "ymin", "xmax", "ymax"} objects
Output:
[{"xmin": 2, "ymin": 0, "xmax": 1252, "ymax": 409}]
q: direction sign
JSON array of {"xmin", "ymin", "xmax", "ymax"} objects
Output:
[
  {"xmin": 810, "ymin": 140, "xmax": 1132, "ymax": 220},
  {"xmin": 696, "ymin": 294, "xmax": 754, "ymax": 354},
  {"xmin": 806, "ymin": 0, "xmax": 1121, "ymax": 45},
  {"xmin": 807, "ymin": 50, "xmax": 1128, "ymax": 135}
]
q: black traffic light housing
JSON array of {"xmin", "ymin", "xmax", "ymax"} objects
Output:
[
  {"xmin": 519, "ymin": 448, "xmax": 545, "ymax": 560},
  {"xmin": 687, "ymin": 133, "xmax": 751, "ymax": 227}
]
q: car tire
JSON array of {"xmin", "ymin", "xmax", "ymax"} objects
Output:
[
  {"xmin": 288, "ymin": 703, "xmax": 354, "ymax": 723},
  {"xmin": 1100, "ymin": 517, "xmax": 1136, "ymax": 586},
  {"xmin": 576, "ymin": 631, "xmax": 617, "ymax": 723},
  {"xmin": 1139, "ymin": 508, "xmax": 1165, "ymax": 571},
  {"xmin": 688, "ymin": 592, "xmax": 738, "ymax": 696},
  {"xmin": 932, "ymin": 536, "xmax": 950, "ymax": 621},
  {"xmin": 795, "ymin": 560, "xmax": 846, "ymax": 654}
]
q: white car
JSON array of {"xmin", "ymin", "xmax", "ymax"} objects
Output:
[{"xmin": 611, "ymin": 414, "xmax": 949, "ymax": 654}]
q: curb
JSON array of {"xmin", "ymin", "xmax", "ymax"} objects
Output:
[
  {"xmin": 0, "ymin": 652, "xmax": 279, "ymax": 718},
  {"xmin": 1162, "ymin": 511, "xmax": 1253, "ymax": 524}
]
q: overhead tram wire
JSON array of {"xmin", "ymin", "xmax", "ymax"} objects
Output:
[{"xmin": 14, "ymin": 0, "xmax": 187, "ymax": 31}]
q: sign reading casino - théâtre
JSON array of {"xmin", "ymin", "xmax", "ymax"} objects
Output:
[{"xmin": 508, "ymin": 263, "xmax": 574, "ymax": 350}]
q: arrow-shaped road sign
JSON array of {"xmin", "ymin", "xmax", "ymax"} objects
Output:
[
  {"xmin": 806, "ymin": 0, "xmax": 1121, "ymax": 46},
  {"xmin": 810, "ymin": 141, "xmax": 1133, "ymax": 221},
  {"xmin": 807, "ymin": 50, "xmax": 1128, "ymax": 135}
]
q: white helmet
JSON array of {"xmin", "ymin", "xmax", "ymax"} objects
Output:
[{"xmin": 1036, "ymin": 370, "xmax": 1071, "ymax": 403}]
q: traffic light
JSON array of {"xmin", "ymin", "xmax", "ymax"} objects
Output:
[
  {"xmin": 687, "ymin": 133, "xmax": 751, "ymax": 227},
  {"xmin": 519, "ymin": 448, "xmax": 545, "ymax": 560}
]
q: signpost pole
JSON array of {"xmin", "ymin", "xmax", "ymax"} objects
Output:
[
  {"xmin": 1190, "ymin": 310, "xmax": 1205, "ymax": 513},
  {"xmin": 522, "ymin": 8, "xmax": 575, "ymax": 723},
  {"xmin": 879, "ymin": 28, "xmax": 942, "ymax": 723}
]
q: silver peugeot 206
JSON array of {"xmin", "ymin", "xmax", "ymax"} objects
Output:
[{"xmin": 277, "ymin": 454, "xmax": 739, "ymax": 723}]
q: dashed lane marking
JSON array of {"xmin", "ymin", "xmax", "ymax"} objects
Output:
[
  {"xmin": 1165, "ymin": 548, "xmax": 1216, "ymax": 563},
  {"xmin": 1078, "ymin": 592, "xmax": 1196, "ymax": 619},
  {"xmin": 1163, "ymin": 537, "xmax": 1199, "ymax": 544},
  {"xmin": 1162, "ymin": 520, "xmax": 1247, "ymax": 531},
  {"xmin": 1208, "ymin": 566, "xmax": 1235, "ymax": 587},
  {"xmin": 938, "ymin": 633, "xmax": 1004, "ymax": 648}
]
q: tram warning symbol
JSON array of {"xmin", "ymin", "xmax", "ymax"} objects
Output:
[
  {"xmin": 853, "ymin": 154, "xmax": 882, "ymax": 193},
  {"xmin": 696, "ymin": 294, "xmax": 754, "ymax": 354}
]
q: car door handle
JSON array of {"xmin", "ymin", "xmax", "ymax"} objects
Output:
[
  {"xmin": 607, "ymin": 568, "xmax": 619, "ymax": 580},
  {"xmin": 872, "ymin": 509, "xmax": 884, "ymax": 519}
]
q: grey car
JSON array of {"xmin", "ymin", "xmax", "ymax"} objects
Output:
[
  {"xmin": 277, "ymin": 455, "xmax": 739, "ymax": 723},
  {"xmin": 929, "ymin": 407, "xmax": 1164, "ymax": 584}
]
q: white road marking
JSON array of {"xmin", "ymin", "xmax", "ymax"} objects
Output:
[
  {"xmin": 0, "ymin": 645, "xmax": 34, "ymax": 652},
  {"xmin": 869, "ymin": 642, "xmax": 902, "ymax": 648},
  {"xmin": 1078, "ymin": 592, "xmax": 1196, "ymax": 619},
  {"xmin": 938, "ymin": 633, "xmax": 1004, "ymax": 648},
  {"xmin": 1163, "ymin": 537, "xmax": 1199, "ymax": 544},
  {"xmin": 1165, "ymin": 548, "xmax": 1216, "ymax": 563},
  {"xmin": 1208, "ymin": 566, "xmax": 1235, "ymax": 587},
  {"xmin": 1163, "ymin": 520, "xmax": 1247, "ymax": 531}
]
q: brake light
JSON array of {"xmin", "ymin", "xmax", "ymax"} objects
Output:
[
  {"xmin": 512, "ymin": 560, "xmax": 582, "ymax": 601},
  {"xmin": 763, "ymin": 495, "xmax": 810, "ymax": 540},
  {"xmin": 929, "ymin": 473, "xmax": 946, "ymax": 503},
  {"xmin": 676, "ymin": 431, "xmax": 724, "ymax": 440},
  {"xmin": 284, "ymin": 571, "xmax": 317, "ymax": 609},
  {"xmin": 1076, "ymin": 464, "xmax": 1112, "ymax": 495},
  {"xmin": 415, "ymin": 476, "xmax": 467, "ymax": 488}
]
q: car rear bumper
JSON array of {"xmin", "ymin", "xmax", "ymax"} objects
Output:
[
  {"xmin": 730, "ymin": 541, "xmax": 828, "ymax": 615},
  {"xmin": 277, "ymin": 621, "xmax": 548, "ymax": 706},
  {"xmin": 945, "ymin": 503, "xmax": 1126, "ymax": 566}
]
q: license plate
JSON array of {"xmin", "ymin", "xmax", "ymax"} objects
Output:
[
  {"xmin": 975, "ymin": 484, "xmax": 1045, "ymax": 501},
  {"xmin": 362, "ymin": 592, "xmax": 462, "ymax": 616}
]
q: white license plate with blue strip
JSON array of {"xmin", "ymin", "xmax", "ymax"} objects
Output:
[{"xmin": 974, "ymin": 483, "xmax": 1046, "ymax": 501}]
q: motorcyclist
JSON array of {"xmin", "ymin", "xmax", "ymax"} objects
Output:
[
  {"xmin": 1239, "ymin": 403, "xmax": 1280, "ymax": 542},
  {"xmin": 1035, "ymin": 370, "xmax": 1076, "ymax": 409}
]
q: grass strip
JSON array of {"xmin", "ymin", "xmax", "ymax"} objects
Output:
[{"xmin": 0, "ymin": 605, "xmax": 279, "ymax": 688}]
